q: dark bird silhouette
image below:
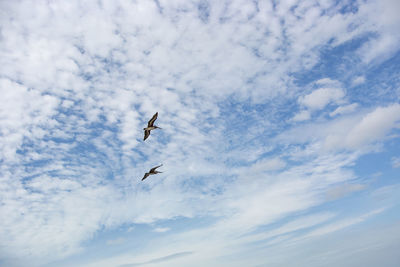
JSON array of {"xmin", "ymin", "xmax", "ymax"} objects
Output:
[
  {"xmin": 141, "ymin": 164, "xmax": 163, "ymax": 181},
  {"xmin": 143, "ymin": 112, "xmax": 161, "ymax": 141}
]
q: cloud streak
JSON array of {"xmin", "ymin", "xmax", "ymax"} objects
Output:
[{"xmin": 118, "ymin": 251, "xmax": 194, "ymax": 267}]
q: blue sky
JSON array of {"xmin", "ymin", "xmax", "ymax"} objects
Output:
[{"xmin": 0, "ymin": 0, "xmax": 399, "ymax": 266}]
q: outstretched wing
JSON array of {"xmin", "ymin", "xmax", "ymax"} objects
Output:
[
  {"xmin": 149, "ymin": 164, "xmax": 163, "ymax": 173},
  {"xmin": 143, "ymin": 130, "xmax": 150, "ymax": 141},
  {"xmin": 147, "ymin": 112, "xmax": 158, "ymax": 127},
  {"xmin": 142, "ymin": 172, "xmax": 150, "ymax": 181}
]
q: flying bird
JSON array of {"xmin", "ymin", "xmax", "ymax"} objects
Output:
[
  {"xmin": 143, "ymin": 112, "xmax": 161, "ymax": 141},
  {"xmin": 141, "ymin": 164, "xmax": 163, "ymax": 181}
]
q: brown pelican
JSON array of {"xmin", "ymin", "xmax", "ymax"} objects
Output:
[
  {"xmin": 141, "ymin": 164, "xmax": 163, "ymax": 181},
  {"xmin": 143, "ymin": 112, "xmax": 161, "ymax": 141}
]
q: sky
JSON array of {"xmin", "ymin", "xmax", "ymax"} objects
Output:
[{"xmin": 0, "ymin": 0, "xmax": 400, "ymax": 266}]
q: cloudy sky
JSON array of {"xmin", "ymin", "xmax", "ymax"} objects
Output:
[{"xmin": 1, "ymin": 0, "xmax": 400, "ymax": 266}]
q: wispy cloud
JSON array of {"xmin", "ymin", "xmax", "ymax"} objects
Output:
[
  {"xmin": 153, "ymin": 227, "xmax": 171, "ymax": 233},
  {"xmin": 326, "ymin": 183, "xmax": 366, "ymax": 200},
  {"xmin": 107, "ymin": 237, "xmax": 126, "ymax": 246},
  {"xmin": 240, "ymin": 212, "xmax": 336, "ymax": 244},
  {"xmin": 352, "ymin": 76, "xmax": 366, "ymax": 86},
  {"xmin": 302, "ymin": 208, "xmax": 386, "ymax": 239},
  {"xmin": 299, "ymin": 86, "xmax": 345, "ymax": 111},
  {"xmin": 330, "ymin": 103, "xmax": 358, "ymax": 117},
  {"xmin": 391, "ymin": 157, "xmax": 400, "ymax": 168},
  {"xmin": 118, "ymin": 251, "xmax": 194, "ymax": 267}
]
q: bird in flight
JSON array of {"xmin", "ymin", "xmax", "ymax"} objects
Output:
[
  {"xmin": 143, "ymin": 112, "xmax": 161, "ymax": 141},
  {"xmin": 142, "ymin": 164, "xmax": 163, "ymax": 181}
]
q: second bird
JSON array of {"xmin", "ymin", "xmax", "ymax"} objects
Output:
[
  {"xmin": 142, "ymin": 164, "xmax": 163, "ymax": 181},
  {"xmin": 143, "ymin": 112, "xmax": 161, "ymax": 141}
]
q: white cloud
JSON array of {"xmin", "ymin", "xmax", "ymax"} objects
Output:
[
  {"xmin": 279, "ymin": 103, "xmax": 400, "ymax": 152},
  {"xmin": 247, "ymin": 157, "xmax": 287, "ymax": 173},
  {"xmin": 299, "ymin": 87, "xmax": 345, "ymax": 111},
  {"xmin": 352, "ymin": 76, "xmax": 366, "ymax": 86},
  {"xmin": 343, "ymin": 104, "xmax": 400, "ymax": 149},
  {"xmin": 356, "ymin": 0, "xmax": 400, "ymax": 64},
  {"xmin": 0, "ymin": 78, "xmax": 59, "ymax": 163},
  {"xmin": 330, "ymin": 103, "xmax": 358, "ymax": 117},
  {"xmin": 315, "ymin": 78, "xmax": 341, "ymax": 87},
  {"xmin": 358, "ymin": 34, "xmax": 399, "ymax": 64},
  {"xmin": 391, "ymin": 157, "xmax": 400, "ymax": 168},
  {"xmin": 291, "ymin": 110, "xmax": 311, "ymax": 122},
  {"xmin": 153, "ymin": 227, "xmax": 171, "ymax": 233}
]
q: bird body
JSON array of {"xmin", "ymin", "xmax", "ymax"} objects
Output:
[
  {"xmin": 142, "ymin": 164, "xmax": 163, "ymax": 181},
  {"xmin": 144, "ymin": 126, "xmax": 159, "ymax": 131},
  {"xmin": 143, "ymin": 112, "xmax": 161, "ymax": 141}
]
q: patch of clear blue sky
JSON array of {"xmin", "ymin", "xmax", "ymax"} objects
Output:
[
  {"xmin": 354, "ymin": 142, "xmax": 400, "ymax": 184},
  {"xmin": 293, "ymin": 39, "xmax": 366, "ymax": 84},
  {"xmin": 197, "ymin": 0, "xmax": 211, "ymax": 23}
]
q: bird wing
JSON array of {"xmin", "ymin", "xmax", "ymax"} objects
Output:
[
  {"xmin": 147, "ymin": 112, "xmax": 158, "ymax": 127},
  {"xmin": 142, "ymin": 172, "xmax": 150, "ymax": 181},
  {"xmin": 149, "ymin": 164, "xmax": 162, "ymax": 173},
  {"xmin": 143, "ymin": 130, "xmax": 150, "ymax": 141}
]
